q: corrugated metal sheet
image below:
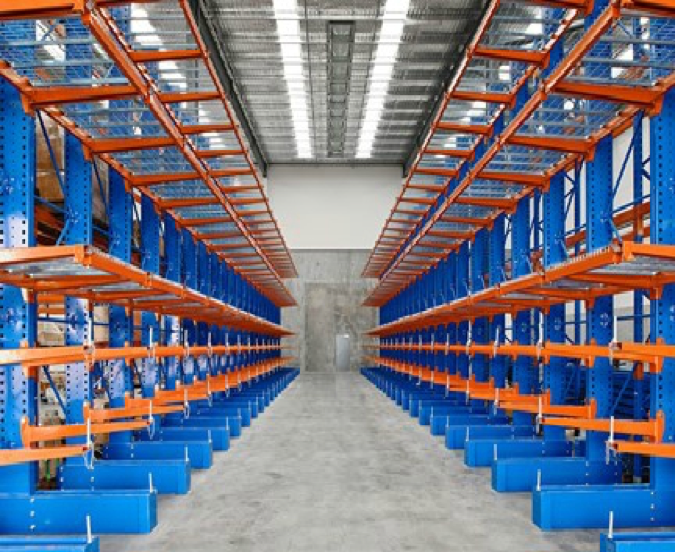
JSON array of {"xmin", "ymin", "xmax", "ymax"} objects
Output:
[{"xmin": 203, "ymin": 0, "xmax": 485, "ymax": 163}]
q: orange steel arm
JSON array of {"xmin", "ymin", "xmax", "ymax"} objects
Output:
[{"xmin": 0, "ymin": 445, "xmax": 89, "ymax": 467}]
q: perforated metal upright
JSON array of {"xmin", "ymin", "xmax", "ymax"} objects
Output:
[{"xmin": 0, "ymin": 21, "xmax": 156, "ymax": 535}]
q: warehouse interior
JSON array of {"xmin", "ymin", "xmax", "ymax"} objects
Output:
[{"xmin": 0, "ymin": 0, "xmax": 674, "ymax": 551}]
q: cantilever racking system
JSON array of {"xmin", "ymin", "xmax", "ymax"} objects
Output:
[
  {"xmin": 0, "ymin": 0, "xmax": 298, "ymax": 549},
  {"xmin": 362, "ymin": 0, "xmax": 675, "ymax": 549}
]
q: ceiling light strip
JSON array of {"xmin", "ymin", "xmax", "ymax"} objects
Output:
[
  {"xmin": 273, "ymin": 0, "xmax": 313, "ymax": 159},
  {"xmin": 356, "ymin": 0, "xmax": 410, "ymax": 159}
]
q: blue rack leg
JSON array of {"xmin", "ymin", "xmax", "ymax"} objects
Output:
[
  {"xmin": 59, "ymin": 459, "xmax": 191, "ymax": 495},
  {"xmin": 492, "ymin": 457, "xmax": 621, "ymax": 492},
  {"xmin": 534, "ymin": 485, "xmax": 675, "ymax": 530},
  {"xmin": 0, "ymin": 491, "xmax": 157, "ymax": 534},
  {"xmin": 0, "ymin": 536, "xmax": 99, "ymax": 552}
]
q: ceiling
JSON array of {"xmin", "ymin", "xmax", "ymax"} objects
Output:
[{"xmin": 200, "ymin": 0, "xmax": 486, "ymax": 166}]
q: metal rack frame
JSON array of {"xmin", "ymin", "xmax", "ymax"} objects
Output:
[
  {"xmin": 0, "ymin": 1, "xmax": 299, "ymax": 542},
  {"xmin": 363, "ymin": 0, "xmax": 675, "ymax": 538}
]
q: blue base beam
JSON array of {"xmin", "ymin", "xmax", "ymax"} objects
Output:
[
  {"xmin": 214, "ymin": 399, "xmax": 259, "ymax": 418},
  {"xmin": 0, "ymin": 490, "xmax": 157, "ymax": 534},
  {"xmin": 418, "ymin": 404, "xmax": 486, "ymax": 426},
  {"xmin": 174, "ymin": 411, "xmax": 243, "ymax": 438},
  {"xmin": 59, "ymin": 459, "xmax": 190, "ymax": 495},
  {"xmin": 134, "ymin": 427, "xmax": 225, "ymax": 452},
  {"xmin": 161, "ymin": 417, "xmax": 231, "ymax": 450},
  {"xmin": 436, "ymin": 415, "xmax": 511, "ymax": 442},
  {"xmin": 534, "ymin": 484, "xmax": 675, "ymax": 530},
  {"xmin": 104, "ymin": 438, "xmax": 214, "ymax": 467},
  {"xmin": 465, "ymin": 438, "xmax": 573, "ymax": 467},
  {"xmin": 194, "ymin": 405, "xmax": 250, "ymax": 427},
  {"xmin": 0, "ymin": 536, "xmax": 99, "ymax": 552},
  {"xmin": 443, "ymin": 423, "xmax": 534, "ymax": 445},
  {"xmin": 408, "ymin": 395, "xmax": 450, "ymax": 417},
  {"xmin": 601, "ymin": 532, "xmax": 675, "ymax": 551},
  {"xmin": 234, "ymin": 393, "xmax": 267, "ymax": 412},
  {"xmin": 492, "ymin": 457, "xmax": 620, "ymax": 492}
]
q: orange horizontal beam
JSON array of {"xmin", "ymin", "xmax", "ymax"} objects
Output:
[
  {"xmin": 408, "ymin": 184, "xmax": 446, "ymax": 193},
  {"xmin": 436, "ymin": 121, "xmax": 491, "ymax": 136},
  {"xmin": 158, "ymin": 91, "xmax": 221, "ymax": 103},
  {"xmin": 417, "ymin": 240, "xmax": 457, "ymax": 250},
  {"xmin": 0, "ymin": 445, "xmax": 88, "ymax": 467},
  {"xmin": 238, "ymin": 210, "xmax": 269, "ymax": 218},
  {"xmin": 178, "ymin": 216, "xmax": 231, "ymax": 227},
  {"xmin": 131, "ymin": 167, "xmax": 253, "ymax": 186},
  {"xmin": 479, "ymin": 170, "xmax": 549, "ymax": 187},
  {"xmin": 27, "ymin": 85, "xmax": 137, "ymax": 106},
  {"xmin": 455, "ymin": 196, "xmax": 517, "ymax": 209},
  {"xmin": 399, "ymin": 197, "xmax": 435, "ymax": 205},
  {"xmin": 89, "ymin": 136, "xmax": 175, "ymax": 154},
  {"xmin": 612, "ymin": 441, "xmax": 675, "ymax": 458},
  {"xmin": 424, "ymin": 148, "xmax": 473, "ymax": 159},
  {"xmin": 554, "ymin": 81, "xmax": 663, "ymax": 107},
  {"xmin": 428, "ymin": 229, "xmax": 473, "ymax": 240},
  {"xmin": 415, "ymin": 167, "xmax": 459, "ymax": 178},
  {"xmin": 0, "ymin": 0, "xmax": 85, "ymax": 19},
  {"xmin": 197, "ymin": 149, "xmax": 245, "ymax": 159},
  {"xmin": 23, "ymin": 419, "xmax": 149, "ymax": 444},
  {"xmin": 473, "ymin": 45, "xmax": 548, "ymax": 65},
  {"xmin": 194, "ymin": 231, "xmax": 240, "ymax": 240},
  {"xmin": 451, "ymin": 89, "xmax": 513, "ymax": 105},
  {"xmin": 210, "ymin": 242, "xmax": 250, "ymax": 251},
  {"xmin": 507, "ymin": 134, "xmax": 589, "ymax": 155},
  {"xmin": 541, "ymin": 415, "xmax": 663, "ymax": 440},
  {"xmin": 158, "ymin": 197, "xmax": 219, "ymax": 209},
  {"xmin": 221, "ymin": 185, "xmax": 259, "ymax": 194},
  {"xmin": 129, "ymin": 49, "xmax": 202, "ymax": 63},
  {"xmin": 442, "ymin": 215, "xmax": 491, "ymax": 227},
  {"xmin": 620, "ymin": 0, "xmax": 675, "ymax": 16},
  {"xmin": 180, "ymin": 123, "xmax": 234, "ymax": 135}
]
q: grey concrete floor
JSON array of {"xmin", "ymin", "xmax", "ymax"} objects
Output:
[{"xmin": 103, "ymin": 373, "xmax": 600, "ymax": 552}]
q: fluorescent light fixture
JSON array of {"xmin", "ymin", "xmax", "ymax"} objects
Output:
[
  {"xmin": 356, "ymin": 0, "xmax": 410, "ymax": 159},
  {"xmin": 273, "ymin": 0, "xmax": 313, "ymax": 159}
]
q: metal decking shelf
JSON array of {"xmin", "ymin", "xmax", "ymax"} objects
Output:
[
  {"xmin": 0, "ymin": 0, "xmax": 300, "ymax": 549},
  {"xmin": 361, "ymin": 0, "xmax": 675, "ymax": 550}
]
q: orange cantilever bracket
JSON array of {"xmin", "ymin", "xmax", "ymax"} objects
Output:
[
  {"xmin": 541, "ymin": 410, "xmax": 664, "ymax": 440},
  {"xmin": 611, "ymin": 439, "xmax": 675, "ymax": 458},
  {"xmin": 86, "ymin": 403, "xmax": 184, "ymax": 422},
  {"xmin": 500, "ymin": 400, "xmax": 596, "ymax": 418},
  {"xmin": 21, "ymin": 418, "xmax": 150, "ymax": 445},
  {"xmin": 447, "ymin": 377, "xmax": 494, "ymax": 394},
  {"xmin": 0, "ymin": 445, "xmax": 89, "ymax": 467}
]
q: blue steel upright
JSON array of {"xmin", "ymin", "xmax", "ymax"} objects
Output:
[
  {"xmin": 0, "ymin": 21, "xmax": 156, "ymax": 534},
  {"xmin": 533, "ymin": 66, "xmax": 675, "ymax": 534}
]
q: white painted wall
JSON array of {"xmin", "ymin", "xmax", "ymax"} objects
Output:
[{"xmin": 266, "ymin": 164, "xmax": 402, "ymax": 249}]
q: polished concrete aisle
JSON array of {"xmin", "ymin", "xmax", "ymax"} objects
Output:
[{"xmin": 103, "ymin": 373, "xmax": 599, "ymax": 552}]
